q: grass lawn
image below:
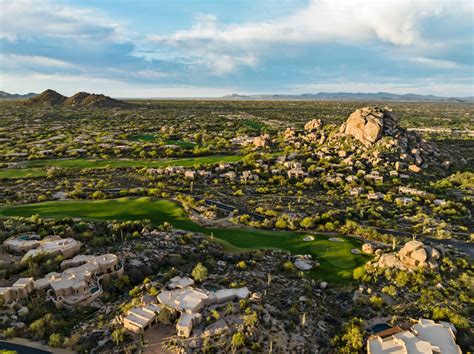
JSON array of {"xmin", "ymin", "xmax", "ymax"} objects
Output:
[
  {"xmin": 241, "ymin": 119, "xmax": 266, "ymax": 132},
  {"xmin": 26, "ymin": 155, "xmax": 242, "ymax": 169},
  {"xmin": 129, "ymin": 133, "xmax": 156, "ymax": 141},
  {"xmin": 0, "ymin": 168, "xmax": 46, "ymax": 179},
  {"xmin": 0, "ymin": 197, "xmax": 368, "ymax": 283},
  {"xmin": 164, "ymin": 139, "xmax": 196, "ymax": 148},
  {"xmin": 0, "ymin": 155, "xmax": 243, "ymax": 179}
]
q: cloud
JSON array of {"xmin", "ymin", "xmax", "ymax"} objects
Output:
[
  {"xmin": 0, "ymin": 53, "xmax": 76, "ymax": 70},
  {"xmin": 408, "ymin": 57, "xmax": 458, "ymax": 69},
  {"xmin": 0, "ymin": 0, "xmax": 471, "ymax": 96},
  {"xmin": 0, "ymin": 0, "xmax": 123, "ymax": 41},
  {"xmin": 148, "ymin": 0, "xmax": 471, "ymax": 74}
]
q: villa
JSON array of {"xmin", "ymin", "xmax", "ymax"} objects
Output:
[
  {"xmin": 368, "ymin": 192, "xmax": 384, "ymax": 200},
  {"xmin": 123, "ymin": 303, "xmax": 162, "ymax": 333},
  {"xmin": 4, "ymin": 235, "xmax": 82, "ymax": 262},
  {"xmin": 123, "ymin": 276, "xmax": 250, "ymax": 338},
  {"xmin": 0, "ymin": 253, "xmax": 123, "ymax": 308},
  {"xmin": 0, "ymin": 278, "xmax": 35, "ymax": 303},
  {"xmin": 38, "ymin": 254, "xmax": 124, "ymax": 308},
  {"xmin": 367, "ymin": 319, "xmax": 462, "ymax": 354}
]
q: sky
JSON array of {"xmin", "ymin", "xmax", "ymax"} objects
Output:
[{"xmin": 0, "ymin": 0, "xmax": 473, "ymax": 97}]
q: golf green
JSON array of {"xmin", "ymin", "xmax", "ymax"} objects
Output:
[
  {"xmin": 0, "ymin": 197, "xmax": 368, "ymax": 283},
  {"xmin": 0, "ymin": 155, "xmax": 243, "ymax": 179}
]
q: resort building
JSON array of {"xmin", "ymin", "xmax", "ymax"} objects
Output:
[
  {"xmin": 4, "ymin": 235, "xmax": 82, "ymax": 262},
  {"xmin": 367, "ymin": 319, "xmax": 462, "ymax": 354},
  {"xmin": 3, "ymin": 234, "xmax": 40, "ymax": 254},
  {"xmin": 0, "ymin": 253, "xmax": 123, "ymax": 308},
  {"xmin": 122, "ymin": 276, "xmax": 251, "ymax": 338},
  {"xmin": 37, "ymin": 254, "xmax": 124, "ymax": 308},
  {"xmin": 123, "ymin": 303, "xmax": 162, "ymax": 333},
  {"xmin": 0, "ymin": 278, "xmax": 34, "ymax": 303}
]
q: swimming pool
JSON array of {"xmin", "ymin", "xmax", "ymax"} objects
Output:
[{"xmin": 370, "ymin": 323, "xmax": 392, "ymax": 333}]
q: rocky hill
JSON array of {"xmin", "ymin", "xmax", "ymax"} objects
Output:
[
  {"xmin": 26, "ymin": 90, "xmax": 131, "ymax": 108},
  {"xmin": 63, "ymin": 92, "xmax": 130, "ymax": 108},
  {"xmin": 26, "ymin": 89, "xmax": 68, "ymax": 106},
  {"xmin": 335, "ymin": 106, "xmax": 442, "ymax": 173}
]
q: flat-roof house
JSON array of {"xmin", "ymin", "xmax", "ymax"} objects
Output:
[
  {"xmin": 4, "ymin": 234, "xmax": 41, "ymax": 254},
  {"xmin": 154, "ymin": 279, "xmax": 251, "ymax": 338},
  {"xmin": 123, "ymin": 304, "xmax": 162, "ymax": 333},
  {"xmin": 367, "ymin": 319, "xmax": 461, "ymax": 354},
  {"xmin": 15, "ymin": 236, "xmax": 82, "ymax": 262},
  {"xmin": 32, "ymin": 254, "xmax": 123, "ymax": 308},
  {"xmin": 168, "ymin": 276, "xmax": 194, "ymax": 289},
  {"xmin": 0, "ymin": 278, "xmax": 34, "ymax": 303},
  {"xmin": 176, "ymin": 312, "xmax": 202, "ymax": 338},
  {"xmin": 368, "ymin": 192, "xmax": 384, "ymax": 200}
]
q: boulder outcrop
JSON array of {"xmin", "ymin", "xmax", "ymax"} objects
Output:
[
  {"xmin": 375, "ymin": 240, "xmax": 440, "ymax": 271},
  {"xmin": 253, "ymin": 134, "xmax": 271, "ymax": 148},
  {"xmin": 339, "ymin": 107, "xmax": 398, "ymax": 146},
  {"xmin": 304, "ymin": 119, "xmax": 322, "ymax": 132}
]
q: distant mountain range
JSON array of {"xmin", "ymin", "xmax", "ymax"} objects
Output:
[
  {"xmin": 220, "ymin": 92, "xmax": 474, "ymax": 102},
  {"xmin": 1, "ymin": 90, "xmax": 472, "ymax": 102},
  {"xmin": 0, "ymin": 91, "xmax": 38, "ymax": 99}
]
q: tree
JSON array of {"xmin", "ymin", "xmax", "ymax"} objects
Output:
[
  {"xmin": 331, "ymin": 318, "xmax": 364, "ymax": 353},
  {"xmin": 300, "ymin": 217, "xmax": 314, "ymax": 229},
  {"xmin": 192, "ymin": 262, "xmax": 208, "ymax": 282},
  {"xmin": 49, "ymin": 333, "xmax": 64, "ymax": 347},
  {"xmin": 157, "ymin": 307, "xmax": 172, "ymax": 325},
  {"xmin": 111, "ymin": 328, "xmax": 126, "ymax": 345},
  {"xmin": 92, "ymin": 191, "xmax": 106, "ymax": 199},
  {"xmin": 231, "ymin": 332, "xmax": 246, "ymax": 350},
  {"xmin": 243, "ymin": 310, "xmax": 258, "ymax": 327},
  {"xmin": 275, "ymin": 218, "xmax": 287, "ymax": 229}
]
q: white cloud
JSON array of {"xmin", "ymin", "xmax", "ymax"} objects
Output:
[
  {"xmin": 148, "ymin": 0, "xmax": 472, "ymax": 74},
  {"xmin": 0, "ymin": 53, "xmax": 76, "ymax": 70},
  {"xmin": 0, "ymin": 0, "xmax": 123, "ymax": 41},
  {"xmin": 408, "ymin": 57, "xmax": 458, "ymax": 69}
]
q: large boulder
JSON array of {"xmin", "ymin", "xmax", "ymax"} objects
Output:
[
  {"xmin": 304, "ymin": 119, "xmax": 322, "ymax": 132},
  {"xmin": 253, "ymin": 134, "xmax": 270, "ymax": 148},
  {"xmin": 400, "ymin": 240, "xmax": 424, "ymax": 255},
  {"xmin": 362, "ymin": 243, "xmax": 375, "ymax": 255},
  {"xmin": 340, "ymin": 107, "xmax": 398, "ymax": 147},
  {"xmin": 376, "ymin": 240, "xmax": 441, "ymax": 271}
]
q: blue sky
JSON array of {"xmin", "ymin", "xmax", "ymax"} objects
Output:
[{"xmin": 0, "ymin": 0, "xmax": 472, "ymax": 97}]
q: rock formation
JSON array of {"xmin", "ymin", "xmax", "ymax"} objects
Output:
[
  {"xmin": 339, "ymin": 107, "xmax": 398, "ymax": 146},
  {"xmin": 253, "ymin": 134, "xmax": 270, "ymax": 148},
  {"xmin": 375, "ymin": 240, "xmax": 440, "ymax": 271},
  {"xmin": 336, "ymin": 106, "xmax": 442, "ymax": 171},
  {"xmin": 304, "ymin": 119, "xmax": 322, "ymax": 132}
]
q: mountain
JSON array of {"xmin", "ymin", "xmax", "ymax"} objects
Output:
[
  {"xmin": 0, "ymin": 91, "xmax": 38, "ymax": 100},
  {"xmin": 63, "ymin": 92, "xmax": 130, "ymax": 108},
  {"xmin": 26, "ymin": 89, "xmax": 67, "ymax": 106},
  {"xmin": 25, "ymin": 90, "xmax": 131, "ymax": 108},
  {"xmin": 220, "ymin": 92, "xmax": 474, "ymax": 102}
]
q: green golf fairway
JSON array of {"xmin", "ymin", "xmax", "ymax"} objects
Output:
[
  {"xmin": 0, "ymin": 155, "xmax": 243, "ymax": 179},
  {"xmin": 0, "ymin": 197, "xmax": 368, "ymax": 283}
]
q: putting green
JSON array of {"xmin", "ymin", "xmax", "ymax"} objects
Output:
[
  {"xmin": 0, "ymin": 197, "xmax": 368, "ymax": 283},
  {"xmin": 0, "ymin": 155, "xmax": 243, "ymax": 179}
]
